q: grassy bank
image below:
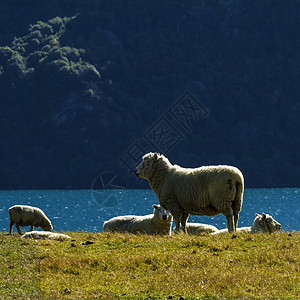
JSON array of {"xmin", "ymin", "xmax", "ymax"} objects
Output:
[{"xmin": 0, "ymin": 231, "xmax": 299, "ymax": 299}]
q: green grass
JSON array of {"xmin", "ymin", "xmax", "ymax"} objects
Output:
[{"xmin": 0, "ymin": 231, "xmax": 299, "ymax": 299}]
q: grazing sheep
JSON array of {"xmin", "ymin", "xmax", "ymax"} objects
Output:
[
  {"xmin": 21, "ymin": 231, "xmax": 71, "ymax": 240},
  {"xmin": 185, "ymin": 223, "xmax": 219, "ymax": 234},
  {"xmin": 8, "ymin": 205, "xmax": 53, "ymax": 234},
  {"xmin": 103, "ymin": 204, "xmax": 173, "ymax": 235},
  {"xmin": 135, "ymin": 152, "xmax": 244, "ymax": 233},
  {"xmin": 211, "ymin": 213, "xmax": 282, "ymax": 235}
]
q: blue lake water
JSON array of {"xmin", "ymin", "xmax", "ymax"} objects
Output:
[{"xmin": 0, "ymin": 188, "xmax": 299, "ymax": 233}]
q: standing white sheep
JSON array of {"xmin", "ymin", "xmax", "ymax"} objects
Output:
[
  {"xmin": 8, "ymin": 205, "xmax": 53, "ymax": 234},
  {"xmin": 211, "ymin": 213, "xmax": 281, "ymax": 235},
  {"xmin": 135, "ymin": 152, "xmax": 244, "ymax": 233},
  {"xmin": 103, "ymin": 204, "xmax": 173, "ymax": 235}
]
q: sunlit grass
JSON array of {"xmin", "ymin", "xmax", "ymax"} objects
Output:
[
  {"xmin": 0, "ymin": 233, "xmax": 40, "ymax": 299},
  {"xmin": 0, "ymin": 231, "xmax": 299, "ymax": 299}
]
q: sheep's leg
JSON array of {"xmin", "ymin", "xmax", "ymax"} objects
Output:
[
  {"xmin": 232, "ymin": 201, "xmax": 242, "ymax": 232},
  {"xmin": 223, "ymin": 207, "xmax": 235, "ymax": 233},
  {"xmin": 9, "ymin": 222, "xmax": 14, "ymax": 234},
  {"xmin": 173, "ymin": 217, "xmax": 181, "ymax": 234},
  {"xmin": 172, "ymin": 212, "xmax": 184, "ymax": 234},
  {"xmin": 233, "ymin": 211, "xmax": 239, "ymax": 231},
  {"xmin": 16, "ymin": 224, "xmax": 22, "ymax": 235},
  {"xmin": 226, "ymin": 213, "xmax": 235, "ymax": 233},
  {"xmin": 169, "ymin": 206, "xmax": 184, "ymax": 234},
  {"xmin": 30, "ymin": 225, "xmax": 34, "ymax": 231},
  {"xmin": 180, "ymin": 212, "xmax": 189, "ymax": 233}
]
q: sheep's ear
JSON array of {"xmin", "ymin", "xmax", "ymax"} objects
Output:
[
  {"xmin": 255, "ymin": 213, "xmax": 259, "ymax": 217},
  {"xmin": 154, "ymin": 153, "xmax": 158, "ymax": 161},
  {"xmin": 152, "ymin": 204, "xmax": 159, "ymax": 209},
  {"xmin": 262, "ymin": 213, "xmax": 266, "ymax": 219}
]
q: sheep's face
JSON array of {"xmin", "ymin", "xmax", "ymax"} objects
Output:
[
  {"xmin": 135, "ymin": 152, "xmax": 159, "ymax": 180},
  {"xmin": 44, "ymin": 223, "xmax": 53, "ymax": 232},
  {"xmin": 152, "ymin": 204, "xmax": 172, "ymax": 223},
  {"xmin": 254, "ymin": 213, "xmax": 281, "ymax": 234}
]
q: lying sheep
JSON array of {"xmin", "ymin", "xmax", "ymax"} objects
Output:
[
  {"xmin": 135, "ymin": 152, "xmax": 244, "ymax": 233},
  {"xmin": 21, "ymin": 231, "xmax": 71, "ymax": 240},
  {"xmin": 185, "ymin": 223, "xmax": 219, "ymax": 234},
  {"xmin": 8, "ymin": 205, "xmax": 53, "ymax": 234},
  {"xmin": 211, "ymin": 213, "xmax": 281, "ymax": 235},
  {"xmin": 103, "ymin": 204, "xmax": 173, "ymax": 235}
]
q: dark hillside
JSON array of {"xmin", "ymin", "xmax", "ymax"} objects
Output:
[{"xmin": 0, "ymin": 0, "xmax": 299, "ymax": 189}]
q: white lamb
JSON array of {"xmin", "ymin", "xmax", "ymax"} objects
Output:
[
  {"xmin": 211, "ymin": 213, "xmax": 281, "ymax": 235},
  {"xmin": 8, "ymin": 205, "xmax": 53, "ymax": 234},
  {"xmin": 135, "ymin": 152, "xmax": 244, "ymax": 233},
  {"xmin": 103, "ymin": 204, "xmax": 173, "ymax": 235},
  {"xmin": 21, "ymin": 231, "xmax": 71, "ymax": 240},
  {"xmin": 185, "ymin": 223, "xmax": 219, "ymax": 234}
]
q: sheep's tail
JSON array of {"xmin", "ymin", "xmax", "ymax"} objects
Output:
[
  {"xmin": 234, "ymin": 180, "xmax": 244, "ymax": 208},
  {"xmin": 232, "ymin": 175, "xmax": 244, "ymax": 231}
]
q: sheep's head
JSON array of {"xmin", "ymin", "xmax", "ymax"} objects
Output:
[
  {"xmin": 43, "ymin": 222, "xmax": 53, "ymax": 232},
  {"xmin": 135, "ymin": 152, "xmax": 161, "ymax": 180},
  {"xmin": 253, "ymin": 213, "xmax": 281, "ymax": 234},
  {"xmin": 152, "ymin": 204, "xmax": 173, "ymax": 223}
]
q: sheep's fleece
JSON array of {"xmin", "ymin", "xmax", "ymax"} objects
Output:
[
  {"xmin": 211, "ymin": 213, "xmax": 281, "ymax": 235},
  {"xmin": 103, "ymin": 204, "xmax": 173, "ymax": 235},
  {"xmin": 135, "ymin": 152, "xmax": 244, "ymax": 233},
  {"xmin": 9, "ymin": 205, "xmax": 53, "ymax": 234},
  {"xmin": 185, "ymin": 223, "xmax": 218, "ymax": 234},
  {"xmin": 21, "ymin": 231, "xmax": 71, "ymax": 239}
]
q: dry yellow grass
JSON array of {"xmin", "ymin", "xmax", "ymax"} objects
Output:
[{"xmin": 0, "ymin": 231, "xmax": 299, "ymax": 299}]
